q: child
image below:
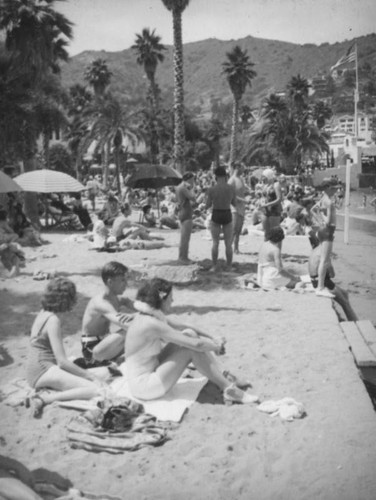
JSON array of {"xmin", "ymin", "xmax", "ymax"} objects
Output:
[
  {"xmin": 310, "ymin": 180, "xmax": 338, "ymax": 298},
  {"xmin": 79, "ymin": 261, "xmax": 135, "ymax": 367}
]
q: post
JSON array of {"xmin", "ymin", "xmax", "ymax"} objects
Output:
[
  {"xmin": 344, "ymin": 159, "xmax": 351, "ymax": 244},
  {"xmin": 354, "ymin": 43, "xmax": 359, "ymax": 139}
]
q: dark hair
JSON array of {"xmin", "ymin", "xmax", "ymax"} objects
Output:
[
  {"xmin": 266, "ymin": 226, "xmax": 285, "ymax": 243},
  {"xmin": 316, "ymin": 179, "xmax": 340, "ymax": 191},
  {"xmin": 182, "ymin": 172, "xmax": 194, "ymax": 182},
  {"xmin": 136, "ymin": 278, "xmax": 172, "ymax": 310},
  {"xmin": 101, "ymin": 261, "xmax": 128, "ymax": 284},
  {"xmin": 121, "ymin": 203, "xmax": 131, "ymax": 214},
  {"xmin": 142, "ymin": 204, "xmax": 151, "ymax": 214},
  {"xmin": 41, "ymin": 278, "xmax": 77, "ymax": 313},
  {"xmin": 214, "ymin": 166, "xmax": 227, "ymax": 178}
]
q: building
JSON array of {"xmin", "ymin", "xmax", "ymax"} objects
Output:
[{"xmin": 330, "ymin": 112, "xmax": 375, "ymax": 143}]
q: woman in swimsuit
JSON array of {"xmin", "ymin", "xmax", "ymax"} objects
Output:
[
  {"xmin": 125, "ymin": 278, "xmax": 259, "ymax": 405},
  {"xmin": 259, "ymin": 168, "xmax": 282, "ymax": 240},
  {"xmin": 27, "ymin": 278, "xmax": 103, "ymax": 417}
]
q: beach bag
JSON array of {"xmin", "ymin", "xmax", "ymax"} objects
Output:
[{"xmin": 101, "ymin": 402, "xmax": 144, "ymax": 433}]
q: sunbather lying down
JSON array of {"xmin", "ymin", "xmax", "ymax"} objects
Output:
[{"xmin": 125, "ymin": 277, "xmax": 259, "ymax": 405}]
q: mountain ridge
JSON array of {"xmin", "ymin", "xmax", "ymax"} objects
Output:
[{"xmin": 60, "ymin": 33, "xmax": 376, "ymax": 111}]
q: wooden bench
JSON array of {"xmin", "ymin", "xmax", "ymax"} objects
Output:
[{"xmin": 340, "ymin": 320, "xmax": 376, "ymax": 367}]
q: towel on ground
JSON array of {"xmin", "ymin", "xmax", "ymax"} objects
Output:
[{"xmin": 257, "ymin": 397, "xmax": 306, "ymax": 421}]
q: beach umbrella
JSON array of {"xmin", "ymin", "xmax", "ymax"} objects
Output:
[
  {"xmin": 125, "ymin": 164, "xmax": 182, "ymax": 190},
  {"xmin": 14, "ymin": 169, "xmax": 85, "ymax": 193},
  {"xmin": 0, "ymin": 171, "xmax": 23, "ymax": 193},
  {"xmin": 125, "ymin": 164, "xmax": 182, "ymax": 217}
]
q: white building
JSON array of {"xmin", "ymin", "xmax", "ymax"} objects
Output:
[{"xmin": 331, "ymin": 113, "xmax": 375, "ymax": 143}]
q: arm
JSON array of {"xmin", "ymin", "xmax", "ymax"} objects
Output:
[
  {"xmin": 154, "ymin": 320, "xmax": 222, "ymax": 354},
  {"xmin": 94, "ymin": 297, "xmax": 135, "ymax": 332},
  {"xmin": 205, "ymin": 189, "xmax": 213, "ymax": 210},
  {"xmin": 47, "ymin": 316, "xmax": 96, "ymax": 381}
]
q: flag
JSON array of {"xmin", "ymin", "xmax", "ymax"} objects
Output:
[{"xmin": 330, "ymin": 44, "xmax": 356, "ymax": 72}]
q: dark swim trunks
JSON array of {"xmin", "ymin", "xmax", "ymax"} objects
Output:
[
  {"xmin": 310, "ymin": 273, "xmax": 335, "ymax": 291},
  {"xmin": 212, "ymin": 209, "xmax": 232, "ymax": 225},
  {"xmin": 317, "ymin": 225, "xmax": 336, "ymax": 243}
]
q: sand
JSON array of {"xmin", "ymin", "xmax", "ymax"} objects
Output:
[{"xmin": 1, "ymin": 218, "xmax": 376, "ymax": 500}]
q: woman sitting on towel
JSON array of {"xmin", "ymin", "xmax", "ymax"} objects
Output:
[
  {"xmin": 125, "ymin": 278, "xmax": 259, "ymax": 405},
  {"xmin": 27, "ymin": 278, "xmax": 103, "ymax": 417},
  {"xmin": 257, "ymin": 226, "xmax": 300, "ymax": 290}
]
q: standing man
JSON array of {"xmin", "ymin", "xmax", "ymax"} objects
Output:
[
  {"xmin": 175, "ymin": 172, "xmax": 196, "ymax": 264},
  {"xmin": 206, "ymin": 166, "xmax": 236, "ymax": 270},
  {"xmin": 228, "ymin": 163, "xmax": 249, "ymax": 254},
  {"xmin": 86, "ymin": 175, "xmax": 100, "ymax": 211}
]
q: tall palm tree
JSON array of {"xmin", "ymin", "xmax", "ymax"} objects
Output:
[
  {"xmin": 0, "ymin": 0, "xmax": 73, "ymax": 226},
  {"xmin": 83, "ymin": 93, "xmax": 142, "ymax": 192},
  {"xmin": 287, "ymin": 74, "xmax": 310, "ymax": 114},
  {"xmin": 132, "ymin": 28, "xmax": 166, "ymax": 163},
  {"xmin": 160, "ymin": 0, "xmax": 190, "ymax": 173},
  {"xmin": 84, "ymin": 58, "xmax": 113, "ymax": 97},
  {"xmin": 312, "ymin": 100, "xmax": 333, "ymax": 129},
  {"xmin": 222, "ymin": 45, "xmax": 256, "ymax": 169}
]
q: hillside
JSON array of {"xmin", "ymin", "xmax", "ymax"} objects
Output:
[{"xmin": 59, "ymin": 33, "xmax": 376, "ymax": 111}]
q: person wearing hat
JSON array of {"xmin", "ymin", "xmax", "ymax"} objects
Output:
[
  {"xmin": 175, "ymin": 172, "xmax": 196, "ymax": 264},
  {"xmin": 260, "ymin": 168, "xmax": 283, "ymax": 240},
  {"xmin": 205, "ymin": 166, "xmax": 236, "ymax": 270}
]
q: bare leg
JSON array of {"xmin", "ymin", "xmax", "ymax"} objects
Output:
[
  {"xmin": 334, "ymin": 286, "xmax": 358, "ymax": 321},
  {"xmin": 92, "ymin": 332, "xmax": 124, "ymax": 362},
  {"xmin": 317, "ymin": 240, "xmax": 333, "ymax": 290},
  {"xmin": 33, "ymin": 365, "xmax": 101, "ymax": 415},
  {"xmin": 222, "ymin": 223, "xmax": 234, "ymax": 266},
  {"xmin": 156, "ymin": 345, "xmax": 230, "ymax": 394},
  {"xmin": 210, "ymin": 222, "xmax": 221, "ymax": 265},
  {"xmin": 178, "ymin": 219, "xmax": 193, "ymax": 261}
]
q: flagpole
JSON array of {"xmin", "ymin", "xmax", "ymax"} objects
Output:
[{"xmin": 354, "ymin": 43, "xmax": 359, "ymax": 138}]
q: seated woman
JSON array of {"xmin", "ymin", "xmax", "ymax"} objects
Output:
[
  {"xmin": 257, "ymin": 226, "xmax": 300, "ymax": 290},
  {"xmin": 26, "ymin": 277, "xmax": 103, "ymax": 417},
  {"xmin": 125, "ymin": 278, "xmax": 259, "ymax": 404},
  {"xmin": 68, "ymin": 193, "xmax": 92, "ymax": 230},
  {"xmin": 111, "ymin": 203, "xmax": 163, "ymax": 242}
]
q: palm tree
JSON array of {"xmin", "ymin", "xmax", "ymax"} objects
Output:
[
  {"xmin": 83, "ymin": 93, "xmax": 142, "ymax": 192},
  {"xmin": 84, "ymin": 59, "xmax": 113, "ymax": 97},
  {"xmin": 312, "ymin": 100, "xmax": 333, "ymax": 129},
  {"xmin": 222, "ymin": 45, "xmax": 256, "ymax": 169},
  {"xmin": 160, "ymin": 0, "xmax": 190, "ymax": 173},
  {"xmin": 132, "ymin": 28, "xmax": 166, "ymax": 163},
  {"xmin": 287, "ymin": 74, "xmax": 311, "ymax": 114},
  {"xmin": 0, "ymin": 0, "xmax": 73, "ymax": 226}
]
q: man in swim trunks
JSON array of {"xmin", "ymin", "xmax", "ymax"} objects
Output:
[
  {"xmin": 175, "ymin": 172, "xmax": 196, "ymax": 264},
  {"xmin": 308, "ymin": 231, "xmax": 358, "ymax": 321},
  {"xmin": 80, "ymin": 261, "xmax": 135, "ymax": 366},
  {"xmin": 205, "ymin": 166, "xmax": 236, "ymax": 270},
  {"xmin": 228, "ymin": 163, "xmax": 250, "ymax": 254}
]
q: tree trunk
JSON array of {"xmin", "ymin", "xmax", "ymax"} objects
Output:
[
  {"xmin": 149, "ymin": 78, "xmax": 159, "ymax": 164},
  {"xmin": 43, "ymin": 132, "xmax": 50, "ymax": 169},
  {"xmin": 229, "ymin": 97, "xmax": 240, "ymax": 173},
  {"xmin": 115, "ymin": 146, "xmax": 121, "ymax": 194},
  {"xmin": 22, "ymin": 130, "xmax": 40, "ymax": 229},
  {"xmin": 172, "ymin": 10, "xmax": 185, "ymax": 173}
]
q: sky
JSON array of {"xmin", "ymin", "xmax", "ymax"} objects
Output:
[{"xmin": 56, "ymin": 0, "xmax": 376, "ymax": 56}]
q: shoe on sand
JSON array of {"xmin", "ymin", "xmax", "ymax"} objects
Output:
[
  {"xmin": 315, "ymin": 288, "xmax": 335, "ymax": 298},
  {"xmin": 223, "ymin": 384, "xmax": 259, "ymax": 405}
]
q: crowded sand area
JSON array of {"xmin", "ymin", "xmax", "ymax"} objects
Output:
[{"xmin": 1, "ymin": 220, "xmax": 376, "ymax": 499}]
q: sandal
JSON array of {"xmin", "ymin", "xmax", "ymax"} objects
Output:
[
  {"xmin": 223, "ymin": 370, "xmax": 252, "ymax": 389},
  {"xmin": 32, "ymin": 394, "xmax": 45, "ymax": 418},
  {"xmin": 223, "ymin": 384, "xmax": 259, "ymax": 405}
]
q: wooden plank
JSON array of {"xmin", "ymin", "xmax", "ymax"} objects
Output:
[
  {"xmin": 340, "ymin": 321, "xmax": 376, "ymax": 367},
  {"xmin": 357, "ymin": 320, "xmax": 376, "ymax": 358}
]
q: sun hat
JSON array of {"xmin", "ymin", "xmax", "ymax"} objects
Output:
[{"xmin": 262, "ymin": 168, "xmax": 275, "ymax": 181}]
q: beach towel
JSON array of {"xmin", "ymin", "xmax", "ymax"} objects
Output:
[
  {"xmin": 110, "ymin": 369, "xmax": 208, "ymax": 422},
  {"xmin": 67, "ymin": 407, "xmax": 169, "ymax": 454}
]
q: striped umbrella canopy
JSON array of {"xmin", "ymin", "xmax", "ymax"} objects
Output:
[
  {"xmin": 14, "ymin": 169, "xmax": 85, "ymax": 193},
  {"xmin": 0, "ymin": 171, "xmax": 23, "ymax": 193}
]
